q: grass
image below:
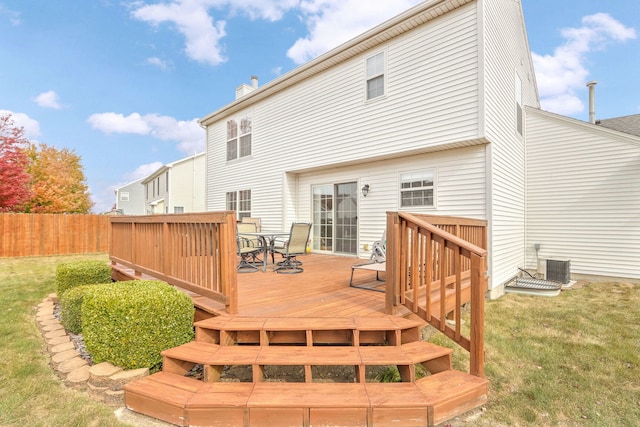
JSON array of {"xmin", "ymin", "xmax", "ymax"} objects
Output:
[
  {"xmin": 430, "ymin": 281, "xmax": 640, "ymax": 426},
  {"xmin": 2, "ymin": 254, "xmax": 639, "ymax": 426},
  {"xmin": 0, "ymin": 253, "xmax": 130, "ymax": 427}
]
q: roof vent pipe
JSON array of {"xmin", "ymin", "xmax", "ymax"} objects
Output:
[
  {"xmin": 251, "ymin": 75, "xmax": 259, "ymax": 89},
  {"xmin": 586, "ymin": 80, "xmax": 597, "ymax": 124}
]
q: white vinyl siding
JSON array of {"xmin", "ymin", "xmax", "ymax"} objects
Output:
[
  {"xmin": 205, "ymin": 3, "xmax": 480, "ymax": 234},
  {"xmin": 481, "ymin": 0, "xmax": 539, "ymax": 289},
  {"xmin": 526, "ymin": 109, "xmax": 640, "ymax": 280},
  {"xmin": 297, "ymin": 146, "xmax": 487, "ymax": 259}
]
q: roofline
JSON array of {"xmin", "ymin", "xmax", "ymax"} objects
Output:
[
  {"xmin": 141, "ymin": 152, "xmax": 205, "ymax": 184},
  {"xmin": 199, "ymin": 0, "xmax": 475, "ymax": 126},
  {"xmin": 526, "ymin": 106, "xmax": 640, "ymax": 147}
]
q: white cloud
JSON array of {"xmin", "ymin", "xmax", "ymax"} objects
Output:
[
  {"xmin": 130, "ymin": 0, "xmax": 300, "ymax": 67},
  {"xmin": 124, "ymin": 162, "xmax": 165, "ymax": 181},
  {"xmin": 0, "ymin": 109, "xmax": 41, "ymax": 139},
  {"xmin": 146, "ymin": 56, "xmax": 173, "ymax": 71},
  {"xmin": 87, "ymin": 112, "xmax": 204, "ymax": 154},
  {"xmin": 131, "ymin": 1, "xmax": 228, "ymax": 66},
  {"xmin": 287, "ymin": 0, "xmax": 422, "ymax": 64},
  {"xmin": 533, "ymin": 13, "xmax": 636, "ymax": 115},
  {"xmin": 34, "ymin": 90, "xmax": 63, "ymax": 109},
  {"xmin": 0, "ymin": 4, "xmax": 21, "ymax": 26},
  {"xmin": 87, "ymin": 112, "xmax": 151, "ymax": 134}
]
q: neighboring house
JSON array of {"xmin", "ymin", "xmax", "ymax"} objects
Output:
[
  {"xmin": 142, "ymin": 152, "xmax": 206, "ymax": 215},
  {"xmin": 114, "ymin": 178, "xmax": 145, "ymax": 215},
  {"xmin": 200, "ymin": 0, "xmax": 640, "ymax": 295}
]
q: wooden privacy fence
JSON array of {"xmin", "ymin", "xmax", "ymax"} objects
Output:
[
  {"xmin": 109, "ymin": 212, "xmax": 238, "ymax": 314},
  {"xmin": 0, "ymin": 213, "xmax": 110, "ymax": 258},
  {"xmin": 385, "ymin": 212, "xmax": 488, "ymax": 377}
]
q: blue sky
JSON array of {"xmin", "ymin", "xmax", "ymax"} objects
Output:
[{"xmin": 1, "ymin": 0, "xmax": 638, "ymax": 213}]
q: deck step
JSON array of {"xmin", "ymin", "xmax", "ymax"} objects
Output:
[
  {"xmin": 194, "ymin": 315, "xmax": 424, "ymax": 346},
  {"xmin": 124, "ymin": 370, "xmax": 487, "ymax": 426},
  {"xmin": 416, "ymin": 370, "xmax": 489, "ymax": 426},
  {"xmin": 160, "ymin": 340, "xmax": 452, "ymax": 383}
]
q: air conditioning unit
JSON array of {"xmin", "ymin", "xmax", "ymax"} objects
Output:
[{"xmin": 546, "ymin": 258, "xmax": 571, "ymax": 284}]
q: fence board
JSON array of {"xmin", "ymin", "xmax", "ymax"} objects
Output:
[{"xmin": 0, "ymin": 213, "xmax": 110, "ymax": 257}]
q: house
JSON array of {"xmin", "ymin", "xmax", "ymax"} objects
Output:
[
  {"xmin": 114, "ymin": 178, "xmax": 145, "ymax": 215},
  {"xmin": 200, "ymin": 0, "xmax": 640, "ymax": 297},
  {"xmin": 142, "ymin": 152, "xmax": 206, "ymax": 214}
]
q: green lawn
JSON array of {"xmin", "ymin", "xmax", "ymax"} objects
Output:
[
  {"xmin": 0, "ymin": 253, "xmax": 130, "ymax": 427},
  {"xmin": 1, "ymin": 254, "xmax": 638, "ymax": 426}
]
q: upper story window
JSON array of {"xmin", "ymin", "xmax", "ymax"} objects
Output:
[
  {"xmin": 227, "ymin": 116, "xmax": 252, "ymax": 161},
  {"xmin": 400, "ymin": 170, "xmax": 435, "ymax": 208},
  {"xmin": 366, "ymin": 52, "xmax": 385, "ymax": 100},
  {"xmin": 120, "ymin": 192, "xmax": 129, "ymax": 202}
]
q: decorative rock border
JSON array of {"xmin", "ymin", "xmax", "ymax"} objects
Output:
[{"xmin": 35, "ymin": 293, "xmax": 150, "ymax": 407}]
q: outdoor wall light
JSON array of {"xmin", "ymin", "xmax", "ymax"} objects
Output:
[{"xmin": 361, "ymin": 184, "xmax": 370, "ymax": 197}]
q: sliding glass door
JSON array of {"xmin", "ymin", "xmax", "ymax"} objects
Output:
[{"xmin": 312, "ymin": 182, "xmax": 358, "ymax": 255}]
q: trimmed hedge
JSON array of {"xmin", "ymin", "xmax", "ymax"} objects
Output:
[
  {"xmin": 82, "ymin": 280, "xmax": 194, "ymax": 370},
  {"xmin": 55, "ymin": 260, "xmax": 111, "ymax": 295},
  {"xmin": 59, "ymin": 284, "xmax": 107, "ymax": 334}
]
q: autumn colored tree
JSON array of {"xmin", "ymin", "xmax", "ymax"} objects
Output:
[
  {"xmin": 24, "ymin": 143, "xmax": 93, "ymax": 213},
  {"xmin": 0, "ymin": 114, "xmax": 32, "ymax": 212}
]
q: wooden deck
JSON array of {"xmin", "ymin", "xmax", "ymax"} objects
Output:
[{"xmin": 172, "ymin": 253, "xmax": 406, "ymax": 320}]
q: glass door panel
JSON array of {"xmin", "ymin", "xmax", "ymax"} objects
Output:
[
  {"xmin": 312, "ymin": 185, "xmax": 332, "ymax": 251},
  {"xmin": 312, "ymin": 182, "xmax": 357, "ymax": 255},
  {"xmin": 334, "ymin": 182, "xmax": 357, "ymax": 255}
]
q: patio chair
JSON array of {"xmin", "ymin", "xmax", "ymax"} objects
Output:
[
  {"xmin": 237, "ymin": 222, "xmax": 263, "ymax": 273},
  {"xmin": 241, "ymin": 217, "xmax": 261, "ymax": 232},
  {"xmin": 272, "ymin": 222, "xmax": 312, "ymax": 274},
  {"xmin": 350, "ymin": 231, "xmax": 387, "ymax": 291}
]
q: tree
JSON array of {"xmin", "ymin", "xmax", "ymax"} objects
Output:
[
  {"xmin": 0, "ymin": 114, "xmax": 31, "ymax": 212},
  {"xmin": 24, "ymin": 143, "xmax": 93, "ymax": 213}
]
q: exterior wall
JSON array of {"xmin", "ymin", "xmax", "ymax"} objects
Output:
[
  {"xmin": 206, "ymin": 2, "xmax": 482, "ymax": 234},
  {"xmin": 296, "ymin": 146, "xmax": 488, "ymax": 258},
  {"xmin": 144, "ymin": 170, "xmax": 169, "ymax": 214},
  {"xmin": 169, "ymin": 153, "xmax": 206, "ymax": 213},
  {"xmin": 481, "ymin": 0, "xmax": 540, "ymax": 290},
  {"xmin": 115, "ymin": 179, "xmax": 145, "ymax": 215},
  {"xmin": 526, "ymin": 108, "xmax": 640, "ymax": 281}
]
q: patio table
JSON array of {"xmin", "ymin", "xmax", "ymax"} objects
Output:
[{"xmin": 238, "ymin": 231, "xmax": 289, "ymax": 272}]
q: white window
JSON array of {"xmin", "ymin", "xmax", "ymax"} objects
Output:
[
  {"xmin": 226, "ymin": 115, "xmax": 252, "ymax": 161},
  {"xmin": 366, "ymin": 52, "xmax": 385, "ymax": 100},
  {"xmin": 120, "ymin": 192, "xmax": 129, "ymax": 202},
  {"xmin": 226, "ymin": 190, "xmax": 251, "ymax": 219},
  {"xmin": 400, "ymin": 170, "xmax": 435, "ymax": 208},
  {"xmin": 174, "ymin": 206, "xmax": 184, "ymax": 213}
]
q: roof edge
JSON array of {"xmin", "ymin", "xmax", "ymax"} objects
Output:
[{"xmin": 200, "ymin": 0, "xmax": 475, "ymax": 126}]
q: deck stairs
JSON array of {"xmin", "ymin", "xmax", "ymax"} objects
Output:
[{"xmin": 124, "ymin": 316, "xmax": 488, "ymax": 427}]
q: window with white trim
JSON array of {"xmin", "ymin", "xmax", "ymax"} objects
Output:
[
  {"xmin": 226, "ymin": 190, "xmax": 251, "ymax": 219},
  {"xmin": 120, "ymin": 192, "xmax": 129, "ymax": 201},
  {"xmin": 226, "ymin": 115, "xmax": 252, "ymax": 161},
  {"xmin": 366, "ymin": 52, "xmax": 385, "ymax": 100},
  {"xmin": 400, "ymin": 170, "xmax": 435, "ymax": 208},
  {"xmin": 174, "ymin": 206, "xmax": 184, "ymax": 213}
]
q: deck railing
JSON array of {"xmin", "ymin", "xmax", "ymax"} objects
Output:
[
  {"xmin": 385, "ymin": 212, "xmax": 488, "ymax": 377},
  {"xmin": 109, "ymin": 212, "xmax": 238, "ymax": 314}
]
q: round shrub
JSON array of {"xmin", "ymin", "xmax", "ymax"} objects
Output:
[
  {"xmin": 59, "ymin": 284, "xmax": 108, "ymax": 334},
  {"xmin": 56, "ymin": 260, "xmax": 111, "ymax": 295},
  {"xmin": 82, "ymin": 280, "xmax": 194, "ymax": 370}
]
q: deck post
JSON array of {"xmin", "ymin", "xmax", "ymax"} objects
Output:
[
  {"xmin": 469, "ymin": 252, "xmax": 486, "ymax": 377},
  {"xmin": 385, "ymin": 212, "xmax": 401, "ymax": 315},
  {"xmin": 221, "ymin": 212, "xmax": 238, "ymax": 314}
]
